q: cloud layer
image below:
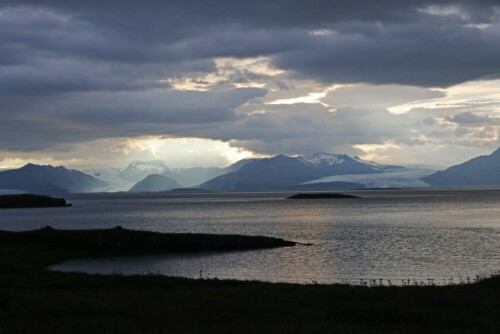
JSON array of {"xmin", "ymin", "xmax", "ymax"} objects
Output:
[{"xmin": 0, "ymin": 1, "xmax": 499, "ymax": 167}]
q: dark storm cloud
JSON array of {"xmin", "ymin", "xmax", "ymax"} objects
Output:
[
  {"xmin": 1, "ymin": 0, "xmax": 500, "ymax": 154},
  {"xmin": 61, "ymin": 87, "xmax": 265, "ymax": 126},
  {"xmin": 1, "ymin": 0, "xmax": 499, "ymax": 93},
  {"xmin": 4, "ymin": 1, "xmax": 500, "ymax": 27},
  {"xmin": 194, "ymin": 104, "xmax": 413, "ymax": 156},
  {"xmin": 273, "ymin": 23, "xmax": 500, "ymax": 87},
  {"xmin": 0, "ymin": 86, "xmax": 266, "ymax": 151}
]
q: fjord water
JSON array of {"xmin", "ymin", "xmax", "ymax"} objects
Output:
[{"xmin": 1, "ymin": 189, "xmax": 499, "ymax": 284}]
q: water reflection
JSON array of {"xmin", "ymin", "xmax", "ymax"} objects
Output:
[{"xmin": 2, "ymin": 189, "xmax": 499, "ymax": 284}]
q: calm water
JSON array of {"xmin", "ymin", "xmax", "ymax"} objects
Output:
[{"xmin": 1, "ymin": 189, "xmax": 499, "ymax": 284}]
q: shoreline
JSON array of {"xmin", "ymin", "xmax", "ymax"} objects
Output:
[
  {"xmin": 50, "ymin": 251, "xmax": 497, "ymax": 287},
  {"xmin": 0, "ymin": 226, "xmax": 296, "ymax": 268}
]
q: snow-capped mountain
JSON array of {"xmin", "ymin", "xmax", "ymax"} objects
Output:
[
  {"xmin": 119, "ymin": 160, "xmax": 170, "ymax": 182},
  {"xmin": 300, "ymin": 152, "xmax": 352, "ymax": 166},
  {"xmin": 199, "ymin": 152, "xmax": 405, "ymax": 192},
  {"xmin": 301, "ymin": 152, "xmax": 404, "ymax": 173},
  {"xmin": 300, "ymin": 152, "xmax": 384, "ymax": 175},
  {"xmin": 200, "ymin": 154, "xmax": 325, "ymax": 191},
  {"xmin": 120, "ymin": 153, "xmax": 408, "ymax": 193}
]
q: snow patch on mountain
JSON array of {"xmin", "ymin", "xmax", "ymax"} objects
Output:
[
  {"xmin": 119, "ymin": 160, "xmax": 170, "ymax": 182},
  {"xmin": 300, "ymin": 152, "xmax": 347, "ymax": 166}
]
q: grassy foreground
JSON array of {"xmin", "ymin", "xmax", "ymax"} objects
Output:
[{"xmin": 0, "ymin": 228, "xmax": 498, "ymax": 333}]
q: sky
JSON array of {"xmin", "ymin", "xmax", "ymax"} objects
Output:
[{"xmin": 0, "ymin": 0, "xmax": 499, "ymax": 170}]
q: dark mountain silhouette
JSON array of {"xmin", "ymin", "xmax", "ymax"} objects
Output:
[
  {"xmin": 129, "ymin": 174, "xmax": 182, "ymax": 192},
  {"xmin": 0, "ymin": 164, "xmax": 108, "ymax": 195},
  {"xmin": 422, "ymin": 148, "xmax": 500, "ymax": 188}
]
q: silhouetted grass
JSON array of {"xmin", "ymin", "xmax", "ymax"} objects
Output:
[{"xmin": 0, "ymin": 227, "xmax": 498, "ymax": 333}]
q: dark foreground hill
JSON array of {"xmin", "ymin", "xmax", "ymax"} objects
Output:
[{"xmin": 422, "ymin": 148, "xmax": 500, "ymax": 188}]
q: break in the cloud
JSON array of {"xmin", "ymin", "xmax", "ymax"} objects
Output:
[
  {"xmin": 0, "ymin": 1, "xmax": 500, "ymax": 168},
  {"xmin": 0, "ymin": 137, "xmax": 258, "ymax": 171}
]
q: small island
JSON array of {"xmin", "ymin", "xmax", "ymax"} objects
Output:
[
  {"xmin": 169, "ymin": 188, "xmax": 216, "ymax": 193},
  {"xmin": 287, "ymin": 193, "xmax": 361, "ymax": 199},
  {"xmin": 0, "ymin": 194, "xmax": 71, "ymax": 209}
]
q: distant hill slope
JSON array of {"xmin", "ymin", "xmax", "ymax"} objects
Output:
[
  {"xmin": 422, "ymin": 148, "xmax": 500, "ymax": 188},
  {"xmin": 129, "ymin": 174, "xmax": 182, "ymax": 192},
  {"xmin": 169, "ymin": 167, "xmax": 226, "ymax": 187},
  {"xmin": 0, "ymin": 164, "xmax": 108, "ymax": 195},
  {"xmin": 169, "ymin": 159, "xmax": 257, "ymax": 187}
]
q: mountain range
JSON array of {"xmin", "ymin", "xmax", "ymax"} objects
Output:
[
  {"xmin": 198, "ymin": 153, "xmax": 402, "ymax": 192},
  {"xmin": 121, "ymin": 149, "xmax": 500, "ymax": 192},
  {"xmin": 1, "ymin": 149, "xmax": 498, "ymax": 195},
  {"xmin": 116, "ymin": 160, "xmax": 248, "ymax": 187}
]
